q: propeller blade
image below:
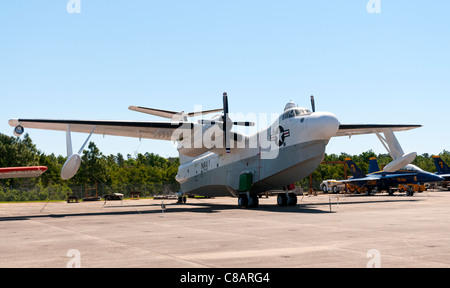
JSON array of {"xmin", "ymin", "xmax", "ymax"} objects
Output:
[
  {"xmin": 223, "ymin": 92, "xmax": 230, "ymax": 153},
  {"xmin": 198, "ymin": 92, "xmax": 238, "ymax": 153},
  {"xmin": 233, "ymin": 121, "xmax": 255, "ymax": 126},
  {"xmin": 310, "ymin": 95, "xmax": 315, "ymax": 112},
  {"xmin": 223, "ymin": 92, "xmax": 229, "ymax": 117},
  {"xmin": 198, "ymin": 119, "xmax": 220, "ymax": 125}
]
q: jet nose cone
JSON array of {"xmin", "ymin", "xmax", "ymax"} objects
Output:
[
  {"xmin": 307, "ymin": 112, "xmax": 340, "ymax": 140},
  {"xmin": 433, "ymin": 174, "xmax": 445, "ymax": 182},
  {"xmin": 422, "ymin": 172, "xmax": 445, "ymax": 183}
]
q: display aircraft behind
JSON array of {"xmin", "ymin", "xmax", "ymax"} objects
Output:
[
  {"xmin": 0, "ymin": 166, "xmax": 48, "ymax": 179},
  {"xmin": 9, "ymin": 93, "xmax": 422, "ymax": 207},
  {"xmin": 369, "ymin": 157, "xmax": 381, "ymax": 174},
  {"xmin": 344, "ymin": 158, "xmax": 444, "ymax": 196},
  {"xmin": 432, "ymin": 155, "xmax": 450, "ymax": 181}
]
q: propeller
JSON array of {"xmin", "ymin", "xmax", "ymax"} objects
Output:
[
  {"xmin": 310, "ymin": 95, "xmax": 315, "ymax": 112},
  {"xmin": 198, "ymin": 92, "xmax": 254, "ymax": 153}
]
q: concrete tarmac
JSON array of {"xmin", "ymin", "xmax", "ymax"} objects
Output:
[{"xmin": 1, "ymin": 190, "xmax": 450, "ymax": 268}]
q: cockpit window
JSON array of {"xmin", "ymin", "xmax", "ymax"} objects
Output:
[
  {"xmin": 281, "ymin": 108, "xmax": 311, "ymax": 120},
  {"xmin": 295, "ymin": 108, "xmax": 311, "ymax": 116},
  {"xmin": 280, "ymin": 111, "xmax": 291, "ymax": 120},
  {"xmin": 403, "ymin": 164, "xmax": 423, "ymax": 172}
]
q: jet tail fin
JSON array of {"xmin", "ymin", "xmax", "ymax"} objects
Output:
[
  {"xmin": 345, "ymin": 158, "xmax": 366, "ymax": 178},
  {"xmin": 432, "ymin": 156, "xmax": 450, "ymax": 174},
  {"xmin": 369, "ymin": 157, "xmax": 380, "ymax": 174}
]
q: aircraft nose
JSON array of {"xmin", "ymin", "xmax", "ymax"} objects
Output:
[
  {"xmin": 431, "ymin": 174, "xmax": 445, "ymax": 182},
  {"xmin": 306, "ymin": 112, "xmax": 340, "ymax": 140},
  {"xmin": 420, "ymin": 172, "xmax": 445, "ymax": 183}
]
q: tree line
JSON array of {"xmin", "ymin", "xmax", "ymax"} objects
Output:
[
  {"xmin": 0, "ymin": 132, "xmax": 449, "ymax": 201},
  {"xmin": 0, "ymin": 133, "xmax": 179, "ymax": 201}
]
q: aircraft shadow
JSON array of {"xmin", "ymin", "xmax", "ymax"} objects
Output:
[
  {"xmin": 0, "ymin": 201, "xmax": 328, "ymax": 222},
  {"xmin": 0, "ymin": 196, "xmax": 422, "ymax": 222}
]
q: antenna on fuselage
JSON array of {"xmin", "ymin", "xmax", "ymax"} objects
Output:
[{"xmin": 310, "ymin": 95, "xmax": 315, "ymax": 112}]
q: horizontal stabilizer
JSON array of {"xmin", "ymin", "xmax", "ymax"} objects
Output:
[{"xmin": 128, "ymin": 106, "xmax": 223, "ymax": 120}]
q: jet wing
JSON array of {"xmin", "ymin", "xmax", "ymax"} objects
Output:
[
  {"xmin": 0, "ymin": 166, "xmax": 48, "ymax": 179},
  {"xmin": 343, "ymin": 172, "xmax": 421, "ymax": 184},
  {"xmin": 342, "ymin": 176, "xmax": 380, "ymax": 183},
  {"xmin": 9, "ymin": 118, "xmax": 193, "ymax": 141},
  {"xmin": 336, "ymin": 124, "xmax": 421, "ymax": 137}
]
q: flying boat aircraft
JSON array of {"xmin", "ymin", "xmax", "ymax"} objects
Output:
[{"xmin": 9, "ymin": 93, "xmax": 422, "ymax": 208}]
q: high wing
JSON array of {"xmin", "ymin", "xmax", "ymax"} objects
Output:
[
  {"xmin": 8, "ymin": 118, "xmax": 247, "ymax": 158},
  {"xmin": 9, "ymin": 118, "xmax": 193, "ymax": 141},
  {"xmin": 336, "ymin": 124, "xmax": 422, "ymax": 136},
  {"xmin": 336, "ymin": 124, "xmax": 422, "ymax": 137},
  {"xmin": 338, "ymin": 124, "xmax": 422, "ymax": 172}
]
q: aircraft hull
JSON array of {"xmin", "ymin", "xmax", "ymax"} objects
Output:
[{"xmin": 180, "ymin": 140, "xmax": 327, "ymax": 197}]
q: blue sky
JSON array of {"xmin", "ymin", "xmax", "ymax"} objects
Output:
[{"xmin": 1, "ymin": 1, "xmax": 449, "ymax": 159}]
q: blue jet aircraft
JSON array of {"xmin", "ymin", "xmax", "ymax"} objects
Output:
[
  {"xmin": 344, "ymin": 157, "xmax": 444, "ymax": 196},
  {"xmin": 432, "ymin": 155, "xmax": 450, "ymax": 181}
]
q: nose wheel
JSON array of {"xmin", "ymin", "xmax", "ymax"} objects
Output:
[{"xmin": 406, "ymin": 186, "xmax": 415, "ymax": 196}]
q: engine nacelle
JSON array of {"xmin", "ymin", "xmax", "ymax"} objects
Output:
[
  {"xmin": 61, "ymin": 153, "xmax": 82, "ymax": 180},
  {"xmin": 13, "ymin": 125, "xmax": 24, "ymax": 137},
  {"xmin": 176, "ymin": 122, "xmax": 226, "ymax": 157}
]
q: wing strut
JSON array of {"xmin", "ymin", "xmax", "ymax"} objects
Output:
[
  {"xmin": 375, "ymin": 129, "xmax": 417, "ymax": 172},
  {"xmin": 375, "ymin": 129, "xmax": 404, "ymax": 159},
  {"xmin": 61, "ymin": 125, "xmax": 96, "ymax": 180}
]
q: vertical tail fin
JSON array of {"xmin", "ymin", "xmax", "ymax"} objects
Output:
[
  {"xmin": 345, "ymin": 158, "xmax": 366, "ymax": 178},
  {"xmin": 369, "ymin": 157, "xmax": 380, "ymax": 174},
  {"xmin": 432, "ymin": 156, "xmax": 450, "ymax": 174}
]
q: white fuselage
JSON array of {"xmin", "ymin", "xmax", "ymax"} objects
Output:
[{"xmin": 175, "ymin": 107, "xmax": 340, "ymax": 196}]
